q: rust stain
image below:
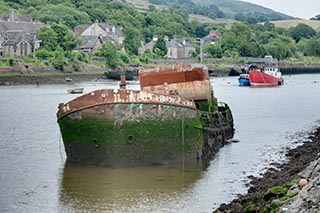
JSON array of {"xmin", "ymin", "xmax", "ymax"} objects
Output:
[
  {"xmin": 139, "ymin": 64, "xmax": 209, "ymax": 87},
  {"xmin": 140, "ymin": 64, "xmax": 213, "ymax": 101},
  {"xmin": 58, "ymin": 89, "xmax": 196, "ymax": 120}
]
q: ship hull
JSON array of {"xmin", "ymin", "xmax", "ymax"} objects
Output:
[
  {"xmin": 57, "ymin": 89, "xmax": 233, "ymax": 167},
  {"xmin": 59, "ymin": 109, "xmax": 203, "ymax": 167},
  {"xmin": 249, "ymin": 70, "xmax": 283, "ymax": 86}
]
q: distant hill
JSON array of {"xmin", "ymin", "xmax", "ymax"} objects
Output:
[
  {"xmin": 271, "ymin": 20, "xmax": 320, "ymax": 31},
  {"xmin": 123, "ymin": 0, "xmax": 295, "ymax": 22},
  {"xmin": 192, "ymin": 0, "xmax": 294, "ymax": 20},
  {"xmin": 189, "ymin": 14, "xmax": 238, "ymax": 28}
]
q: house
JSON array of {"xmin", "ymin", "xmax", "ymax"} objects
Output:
[
  {"xmin": 140, "ymin": 36, "xmax": 196, "ymax": 59},
  {"xmin": 138, "ymin": 37, "xmax": 158, "ymax": 54},
  {"xmin": 166, "ymin": 38, "xmax": 195, "ymax": 59},
  {"xmin": 76, "ymin": 36, "xmax": 118, "ymax": 54},
  {"xmin": 74, "ymin": 21, "xmax": 124, "ymax": 53},
  {"xmin": 0, "ymin": 11, "xmax": 44, "ymax": 56},
  {"xmin": 0, "ymin": 11, "xmax": 33, "ymax": 22},
  {"xmin": 202, "ymin": 30, "xmax": 220, "ymax": 45},
  {"xmin": 2, "ymin": 30, "xmax": 34, "ymax": 56}
]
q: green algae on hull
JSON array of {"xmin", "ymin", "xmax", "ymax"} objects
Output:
[
  {"xmin": 57, "ymin": 64, "xmax": 234, "ymax": 167},
  {"xmin": 58, "ymin": 102, "xmax": 204, "ymax": 167}
]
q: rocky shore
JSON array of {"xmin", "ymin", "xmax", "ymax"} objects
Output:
[{"xmin": 214, "ymin": 127, "xmax": 320, "ymax": 213}]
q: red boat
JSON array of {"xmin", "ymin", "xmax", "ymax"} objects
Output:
[{"xmin": 249, "ymin": 56, "xmax": 283, "ymax": 86}]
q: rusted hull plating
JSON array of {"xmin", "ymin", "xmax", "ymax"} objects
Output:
[
  {"xmin": 57, "ymin": 89, "xmax": 206, "ymax": 167},
  {"xmin": 57, "ymin": 64, "xmax": 235, "ymax": 167},
  {"xmin": 139, "ymin": 64, "xmax": 214, "ymax": 101}
]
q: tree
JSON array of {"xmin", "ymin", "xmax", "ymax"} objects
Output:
[
  {"xmin": 237, "ymin": 41, "xmax": 261, "ymax": 57},
  {"xmin": 95, "ymin": 41, "xmax": 121, "ymax": 69},
  {"xmin": 37, "ymin": 26, "xmax": 58, "ymax": 51},
  {"xmin": 51, "ymin": 47, "xmax": 65, "ymax": 70},
  {"xmin": 51, "ymin": 24, "xmax": 78, "ymax": 51},
  {"xmin": 37, "ymin": 23, "xmax": 79, "ymax": 54},
  {"xmin": 219, "ymin": 32, "xmax": 238, "ymax": 52},
  {"xmin": 289, "ymin": 23, "xmax": 316, "ymax": 43},
  {"xmin": 148, "ymin": 5, "xmax": 156, "ymax": 12},
  {"xmin": 64, "ymin": 30, "xmax": 79, "ymax": 51},
  {"xmin": 35, "ymin": 49, "xmax": 54, "ymax": 60},
  {"xmin": 123, "ymin": 27, "xmax": 142, "ymax": 55},
  {"xmin": 310, "ymin": 14, "xmax": 320, "ymax": 20},
  {"xmin": 263, "ymin": 38, "xmax": 296, "ymax": 60},
  {"xmin": 35, "ymin": 4, "xmax": 91, "ymax": 29},
  {"xmin": 153, "ymin": 37, "xmax": 167, "ymax": 57},
  {"xmin": 304, "ymin": 38, "xmax": 320, "ymax": 56},
  {"xmin": 204, "ymin": 43, "xmax": 222, "ymax": 58}
]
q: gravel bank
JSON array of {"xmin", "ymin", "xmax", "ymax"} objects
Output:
[{"xmin": 214, "ymin": 127, "xmax": 320, "ymax": 213}]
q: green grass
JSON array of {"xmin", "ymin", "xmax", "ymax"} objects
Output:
[
  {"xmin": 270, "ymin": 20, "xmax": 320, "ymax": 30},
  {"xmin": 189, "ymin": 15, "xmax": 238, "ymax": 28},
  {"xmin": 122, "ymin": 0, "xmax": 149, "ymax": 10}
]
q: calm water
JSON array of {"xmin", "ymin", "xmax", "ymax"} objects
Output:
[{"xmin": 0, "ymin": 74, "xmax": 320, "ymax": 212}]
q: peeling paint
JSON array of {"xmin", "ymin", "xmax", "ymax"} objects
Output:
[{"xmin": 57, "ymin": 64, "xmax": 234, "ymax": 167}]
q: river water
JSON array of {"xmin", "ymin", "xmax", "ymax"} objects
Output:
[{"xmin": 0, "ymin": 74, "xmax": 320, "ymax": 213}]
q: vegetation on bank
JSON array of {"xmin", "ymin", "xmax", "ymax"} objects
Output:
[
  {"xmin": 234, "ymin": 179, "xmax": 300, "ymax": 213},
  {"xmin": 0, "ymin": 0, "xmax": 320, "ymax": 71}
]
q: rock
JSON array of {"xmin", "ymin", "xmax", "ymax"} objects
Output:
[{"xmin": 298, "ymin": 179, "xmax": 308, "ymax": 188}]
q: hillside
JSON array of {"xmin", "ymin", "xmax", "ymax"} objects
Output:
[
  {"xmin": 271, "ymin": 19, "xmax": 320, "ymax": 31},
  {"xmin": 189, "ymin": 14, "xmax": 238, "ymax": 28},
  {"xmin": 192, "ymin": 0, "xmax": 293, "ymax": 20},
  {"xmin": 123, "ymin": 0, "xmax": 295, "ymax": 21}
]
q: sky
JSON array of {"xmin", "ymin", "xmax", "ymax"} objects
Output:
[{"xmin": 240, "ymin": 0, "xmax": 319, "ymax": 19}]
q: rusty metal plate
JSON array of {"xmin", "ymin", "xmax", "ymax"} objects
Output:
[
  {"xmin": 139, "ymin": 64, "xmax": 209, "ymax": 87},
  {"xmin": 57, "ymin": 89, "xmax": 196, "ymax": 119}
]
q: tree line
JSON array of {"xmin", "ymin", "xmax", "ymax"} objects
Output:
[{"xmin": 1, "ymin": 0, "xmax": 320, "ymax": 69}]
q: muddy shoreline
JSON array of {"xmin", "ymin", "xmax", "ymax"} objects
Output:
[
  {"xmin": 0, "ymin": 71, "xmax": 229, "ymax": 87},
  {"xmin": 0, "ymin": 73, "xmax": 108, "ymax": 86},
  {"xmin": 214, "ymin": 127, "xmax": 320, "ymax": 213}
]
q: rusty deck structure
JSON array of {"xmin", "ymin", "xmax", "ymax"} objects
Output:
[{"xmin": 57, "ymin": 64, "xmax": 234, "ymax": 167}]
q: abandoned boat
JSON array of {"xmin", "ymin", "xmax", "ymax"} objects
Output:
[{"xmin": 57, "ymin": 64, "xmax": 234, "ymax": 167}]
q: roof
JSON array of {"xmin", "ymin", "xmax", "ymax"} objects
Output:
[
  {"xmin": 77, "ymin": 35, "xmax": 121, "ymax": 50},
  {"xmin": 0, "ymin": 21, "xmax": 44, "ymax": 34},
  {"xmin": 78, "ymin": 36, "xmax": 100, "ymax": 49},
  {"xmin": 166, "ymin": 40, "xmax": 183, "ymax": 48},
  {"xmin": 202, "ymin": 30, "xmax": 220, "ymax": 43},
  {"xmin": 0, "ymin": 14, "xmax": 33, "ymax": 22},
  {"xmin": 2, "ymin": 30, "xmax": 33, "ymax": 45},
  {"xmin": 76, "ymin": 22, "xmax": 123, "ymax": 37},
  {"xmin": 143, "ymin": 40, "xmax": 157, "ymax": 50},
  {"xmin": 166, "ymin": 38, "xmax": 194, "ymax": 48}
]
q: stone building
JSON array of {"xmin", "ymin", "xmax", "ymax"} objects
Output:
[
  {"xmin": 0, "ymin": 11, "xmax": 43, "ymax": 56},
  {"xmin": 140, "ymin": 36, "xmax": 196, "ymax": 59},
  {"xmin": 74, "ymin": 21, "xmax": 124, "ymax": 53}
]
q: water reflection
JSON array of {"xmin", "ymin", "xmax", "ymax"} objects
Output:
[{"xmin": 59, "ymin": 163, "xmax": 206, "ymax": 212}]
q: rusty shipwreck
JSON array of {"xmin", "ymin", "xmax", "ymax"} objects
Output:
[{"xmin": 57, "ymin": 64, "xmax": 234, "ymax": 167}]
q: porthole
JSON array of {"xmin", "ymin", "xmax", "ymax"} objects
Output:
[
  {"xmin": 93, "ymin": 138, "xmax": 100, "ymax": 148},
  {"xmin": 127, "ymin": 134, "xmax": 135, "ymax": 144}
]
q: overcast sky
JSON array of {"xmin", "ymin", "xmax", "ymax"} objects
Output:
[{"xmin": 240, "ymin": 0, "xmax": 319, "ymax": 19}]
